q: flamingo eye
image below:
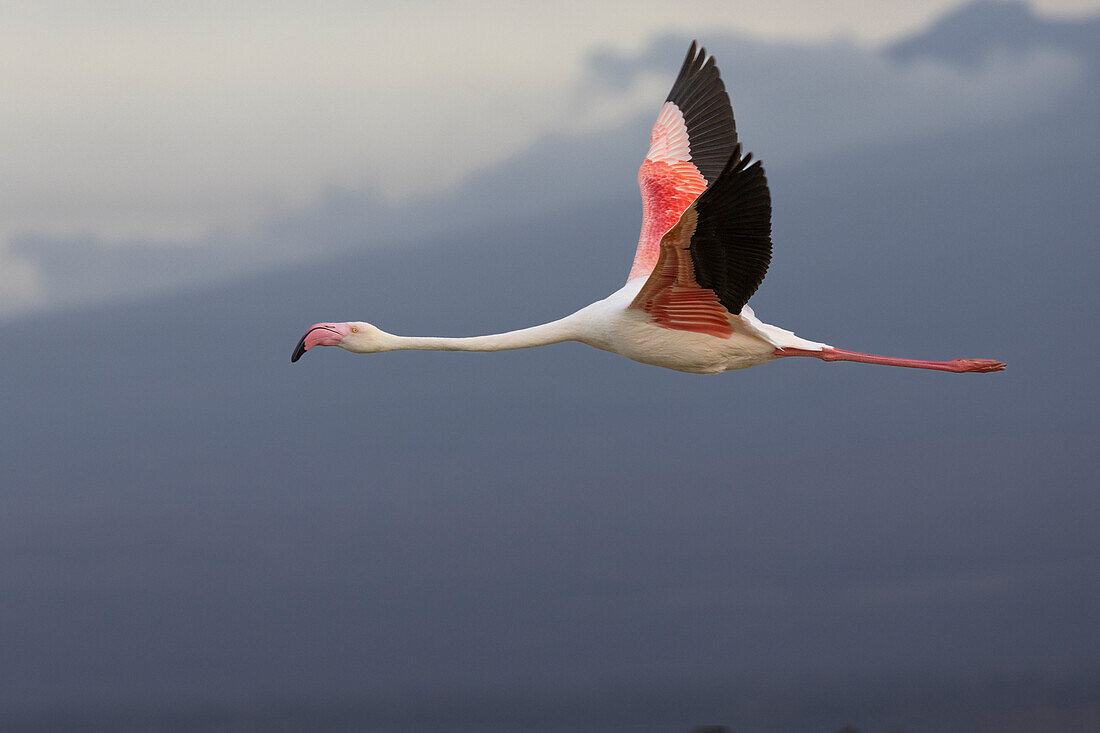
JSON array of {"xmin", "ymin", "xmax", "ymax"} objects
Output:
[{"xmin": 351, "ymin": 326, "xmax": 359, "ymax": 333}]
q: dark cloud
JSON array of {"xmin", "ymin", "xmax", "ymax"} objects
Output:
[{"xmin": 886, "ymin": 0, "xmax": 1100, "ymax": 71}]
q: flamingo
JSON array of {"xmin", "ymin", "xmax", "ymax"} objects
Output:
[{"xmin": 292, "ymin": 42, "xmax": 1004, "ymax": 375}]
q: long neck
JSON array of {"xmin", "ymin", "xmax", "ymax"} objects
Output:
[{"xmin": 384, "ymin": 316, "xmax": 579, "ymax": 353}]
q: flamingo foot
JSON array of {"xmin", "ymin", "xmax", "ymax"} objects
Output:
[{"xmin": 949, "ymin": 358, "xmax": 1006, "ymax": 373}]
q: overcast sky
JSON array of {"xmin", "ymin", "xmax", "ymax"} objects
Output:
[
  {"xmin": 4, "ymin": 0, "xmax": 1096, "ymax": 238},
  {"xmin": 1, "ymin": 5, "xmax": 1098, "ymax": 729},
  {"xmin": 0, "ymin": 0, "xmax": 1096, "ymax": 318}
]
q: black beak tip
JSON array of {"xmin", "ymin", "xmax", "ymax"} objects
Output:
[
  {"xmin": 292, "ymin": 325, "xmax": 340, "ymax": 364},
  {"xmin": 291, "ymin": 336, "xmax": 308, "ymax": 363}
]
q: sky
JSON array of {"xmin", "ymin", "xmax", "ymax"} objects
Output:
[
  {"xmin": 1, "ymin": 3, "xmax": 1099, "ymax": 731},
  {"xmin": 1, "ymin": 0, "xmax": 1099, "ymax": 315}
]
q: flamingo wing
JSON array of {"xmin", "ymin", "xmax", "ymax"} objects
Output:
[
  {"xmin": 630, "ymin": 144, "xmax": 772, "ymax": 338},
  {"xmin": 627, "ymin": 41, "xmax": 737, "ymax": 282}
]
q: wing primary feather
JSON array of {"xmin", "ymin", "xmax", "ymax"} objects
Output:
[
  {"xmin": 686, "ymin": 145, "xmax": 773, "ymax": 315},
  {"xmin": 662, "ymin": 43, "xmax": 737, "ymax": 186}
]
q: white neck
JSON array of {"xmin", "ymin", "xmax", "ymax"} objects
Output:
[{"xmin": 382, "ymin": 315, "xmax": 580, "ymax": 353}]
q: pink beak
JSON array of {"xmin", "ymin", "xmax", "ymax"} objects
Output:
[{"xmin": 291, "ymin": 322, "xmax": 350, "ymax": 362}]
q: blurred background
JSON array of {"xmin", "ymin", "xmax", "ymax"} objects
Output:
[{"xmin": 1, "ymin": 1, "xmax": 1098, "ymax": 731}]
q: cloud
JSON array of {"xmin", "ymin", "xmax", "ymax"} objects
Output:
[
  {"xmin": 1, "ymin": 2, "xmax": 1094, "ymax": 319},
  {"xmin": 3, "ymin": 1, "xmax": 1093, "ymax": 243},
  {"xmin": 0, "ymin": 243, "xmax": 43, "ymax": 315},
  {"xmin": 586, "ymin": 32, "xmax": 1086, "ymax": 169},
  {"xmin": 3, "ymin": 187, "xmax": 396, "ymax": 317},
  {"xmin": 888, "ymin": 0, "xmax": 1100, "ymax": 69}
]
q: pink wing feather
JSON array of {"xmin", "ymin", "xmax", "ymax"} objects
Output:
[
  {"xmin": 626, "ymin": 42, "xmax": 737, "ymax": 282},
  {"xmin": 631, "ymin": 147, "xmax": 773, "ymax": 338}
]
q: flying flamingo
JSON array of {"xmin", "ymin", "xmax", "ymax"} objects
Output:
[{"xmin": 292, "ymin": 42, "xmax": 1004, "ymax": 375}]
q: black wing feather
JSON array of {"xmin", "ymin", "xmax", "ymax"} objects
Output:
[
  {"xmin": 688, "ymin": 144, "xmax": 773, "ymax": 314},
  {"xmin": 665, "ymin": 41, "xmax": 738, "ymax": 186}
]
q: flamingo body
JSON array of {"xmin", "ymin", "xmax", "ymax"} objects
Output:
[
  {"xmin": 565, "ymin": 280, "xmax": 815, "ymax": 374},
  {"xmin": 292, "ymin": 43, "xmax": 1004, "ymax": 376}
]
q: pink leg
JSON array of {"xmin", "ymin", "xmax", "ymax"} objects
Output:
[{"xmin": 773, "ymin": 347, "xmax": 1006, "ymax": 373}]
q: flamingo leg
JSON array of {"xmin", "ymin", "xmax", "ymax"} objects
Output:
[{"xmin": 774, "ymin": 347, "xmax": 1005, "ymax": 373}]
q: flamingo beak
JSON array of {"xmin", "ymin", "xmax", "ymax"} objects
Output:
[{"xmin": 291, "ymin": 323, "xmax": 347, "ymax": 363}]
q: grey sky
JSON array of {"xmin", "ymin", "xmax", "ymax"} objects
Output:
[
  {"xmin": 3, "ymin": 1, "xmax": 1093, "ymax": 239},
  {"xmin": 1, "ymin": 0, "xmax": 1095, "ymax": 318},
  {"xmin": 3, "ymin": 2, "xmax": 1092, "ymax": 240},
  {"xmin": 2, "ymin": 95, "xmax": 1097, "ymax": 726},
  {"xmin": 0, "ymin": 5, "xmax": 1098, "ymax": 730}
]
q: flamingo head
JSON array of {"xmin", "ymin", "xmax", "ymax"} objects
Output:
[{"xmin": 291, "ymin": 321, "xmax": 387, "ymax": 362}]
